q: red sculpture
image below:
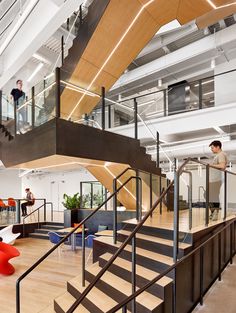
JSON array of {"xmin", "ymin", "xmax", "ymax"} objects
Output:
[{"xmin": 0, "ymin": 241, "xmax": 20, "ymax": 275}]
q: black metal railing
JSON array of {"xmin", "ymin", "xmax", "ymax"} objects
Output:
[
  {"xmin": 65, "ymin": 157, "xmax": 236, "ymax": 313},
  {"xmin": 15, "ymin": 172, "xmax": 148, "ymax": 313},
  {"xmin": 22, "ymin": 202, "xmax": 53, "ymax": 237},
  {"xmin": 0, "ymin": 198, "xmax": 47, "ymax": 225},
  {"xmin": 106, "ymin": 218, "xmax": 236, "ymax": 313},
  {"xmin": 15, "ymin": 158, "xmax": 236, "ymax": 313}
]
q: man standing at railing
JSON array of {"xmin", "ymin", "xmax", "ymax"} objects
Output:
[
  {"xmin": 10, "ymin": 80, "xmax": 26, "ymax": 133},
  {"xmin": 209, "ymin": 140, "xmax": 228, "ymax": 221}
]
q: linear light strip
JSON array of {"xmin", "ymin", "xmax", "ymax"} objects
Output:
[
  {"xmin": 61, "ymin": 80, "xmax": 100, "ymax": 98},
  {"xmin": 67, "ymin": 0, "xmax": 155, "ymax": 120},
  {"xmin": 206, "ymin": 0, "xmax": 217, "ymax": 9}
]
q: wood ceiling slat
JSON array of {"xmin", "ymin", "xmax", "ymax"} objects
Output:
[{"xmin": 61, "ymin": 0, "xmax": 228, "ymax": 120}]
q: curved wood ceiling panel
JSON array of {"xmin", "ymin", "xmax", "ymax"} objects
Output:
[
  {"xmin": 139, "ymin": 0, "xmax": 180, "ymax": 25},
  {"xmin": 61, "ymin": 0, "xmax": 232, "ymax": 120}
]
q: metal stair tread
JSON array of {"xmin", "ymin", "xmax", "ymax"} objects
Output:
[
  {"xmin": 100, "ymin": 252, "xmax": 172, "ymax": 287},
  {"xmin": 68, "ymin": 280, "xmax": 122, "ymax": 312},
  {"xmin": 118, "ymin": 229, "xmax": 191, "ymax": 249},
  {"xmin": 94, "ymin": 236, "xmax": 174, "ymax": 265},
  {"xmin": 85, "ymin": 262, "xmax": 163, "ymax": 310},
  {"xmin": 55, "ymin": 291, "xmax": 90, "ymax": 312}
]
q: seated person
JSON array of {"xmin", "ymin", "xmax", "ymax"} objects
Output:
[{"xmin": 21, "ymin": 188, "xmax": 35, "ymax": 216}]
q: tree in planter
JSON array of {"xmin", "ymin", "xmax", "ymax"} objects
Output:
[{"xmin": 62, "ymin": 193, "xmax": 81, "ymax": 210}]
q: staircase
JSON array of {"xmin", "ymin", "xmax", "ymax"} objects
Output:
[
  {"xmin": 51, "ymin": 223, "xmax": 192, "ymax": 313},
  {"xmin": 28, "ymin": 222, "xmax": 64, "ymax": 240},
  {"xmin": 0, "ymin": 123, "xmax": 14, "ymax": 142}
]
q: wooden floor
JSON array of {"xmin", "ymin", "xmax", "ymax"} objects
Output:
[
  {"xmin": 125, "ymin": 207, "xmax": 236, "ymax": 233},
  {"xmin": 0, "ymin": 238, "xmax": 92, "ymax": 313}
]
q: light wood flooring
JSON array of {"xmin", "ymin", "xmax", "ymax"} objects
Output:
[
  {"xmin": 125, "ymin": 207, "xmax": 236, "ymax": 233},
  {"xmin": 0, "ymin": 238, "xmax": 92, "ymax": 313}
]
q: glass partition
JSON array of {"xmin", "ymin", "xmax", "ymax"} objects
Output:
[{"xmin": 80, "ymin": 181, "xmax": 107, "ymax": 209}]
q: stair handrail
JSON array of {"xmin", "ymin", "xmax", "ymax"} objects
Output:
[
  {"xmin": 16, "ymin": 175, "xmax": 144, "ymax": 313},
  {"xmin": 66, "ymin": 157, "xmax": 236, "ymax": 313},
  {"xmin": 106, "ymin": 217, "xmax": 236, "ymax": 313},
  {"xmin": 22, "ymin": 202, "xmax": 54, "ymax": 237},
  {"xmin": 66, "ymin": 169, "xmax": 177, "ymax": 312}
]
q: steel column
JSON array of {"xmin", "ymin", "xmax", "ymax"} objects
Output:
[
  {"xmin": 55, "ymin": 67, "xmax": 61, "ymax": 118},
  {"xmin": 134, "ymin": 98, "xmax": 138, "ymax": 139},
  {"xmin": 205, "ymin": 165, "xmax": 209, "ymax": 226},
  {"xmin": 113, "ymin": 179, "xmax": 117, "ymax": 244},
  {"xmin": 224, "ymin": 171, "xmax": 227, "ymax": 220},
  {"xmin": 173, "ymin": 171, "xmax": 179, "ymax": 262},
  {"xmin": 101, "ymin": 87, "xmax": 105, "ymax": 130}
]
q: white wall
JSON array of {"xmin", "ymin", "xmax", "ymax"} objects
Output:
[
  {"xmin": 21, "ymin": 168, "xmax": 95, "ymax": 211},
  {"xmin": 0, "ymin": 169, "xmax": 22, "ymax": 199},
  {"xmin": 215, "ymin": 59, "xmax": 236, "ymax": 106}
]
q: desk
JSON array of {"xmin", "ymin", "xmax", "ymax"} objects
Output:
[
  {"xmin": 95, "ymin": 230, "xmax": 113, "ymax": 237},
  {"xmin": 57, "ymin": 227, "xmax": 88, "ymax": 251}
]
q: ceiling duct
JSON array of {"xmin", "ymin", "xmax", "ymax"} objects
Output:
[{"xmin": 224, "ymin": 14, "xmax": 236, "ymax": 27}]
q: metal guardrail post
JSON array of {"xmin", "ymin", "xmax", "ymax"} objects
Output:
[
  {"xmin": 16, "ymin": 200, "xmax": 20, "ymax": 224},
  {"xmin": 108, "ymin": 105, "xmax": 111, "ymax": 128},
  {"xmin": 173, "ymin": 170, "xmax": 179, "ymax": 262},
  {"xmin": 138, "ymin": 178, "xmax": 142, "ymax": 222},
  {"xmin": 113, "ymin": 179, "xmax": 117, "ymax": 244},
  {"xmin": 101, "ymin": 86, "xmax": 105, "ymax": 130},
  {"xmin": 218, "ymin": 233, "xmax": 222, "ymax": 281},
  {"xmin": 55, "ymin": 67, "xmax": 61, "ymax": 118},
  {"xmin": 43, "ymin": 199, "xmax": 46, "ymax": 222},
  {"xmin": 79, "ymin": 4, "xmax": 83, "ymax": 26},
  {"xmin": 61, "ymin": 35, "xmax": 64, "ymax": 65},
  {"xmin": 205, "ymin": 165, "xmax": 209, "ymax": 226},
  {"xmin": 134, "ymin": 98, "xmax": 138, "ymax": 139},
  {"xmin": 131, "ymin": 235, "xmax": 136, "ymax": 313},
  {"xmin": 82, "ymin": 224, "xmax": 85, "ymax": 287},
  {"xmin": 150, "ymin": 173, "xmax": 153, "ymax": 218},
  {"xmin": 224, "ymin": 171, "xmax": 227, "ymax": 220},
  {"xmin": 156, "ymin": 131, "xmax": 159, "ymax": 168},
  {"xmin": 122, "ymin": 306, "xmax": 127, "ymax": 313},
  {"xmin": 159, "ymin": 176, "xmax": 162, "ymax": 215},
  {"xmin": 31, "ymin": 86, "xmax": 35, "ymax": 129},
  {"xmin": 200, "ymin": 246, "xmax": 204, "ymax": 305}
]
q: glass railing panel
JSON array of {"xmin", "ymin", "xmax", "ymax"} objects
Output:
[
  {"xmin": 209, "ymin": 166, "xmax": 224, "ymax": 222},
  {"xmin": 226, "ymin": 171, "xmax": 236, "ymax": 218},
  {"xmin": 1, "ymin": 94, "xmax": 14, "ymax": 121},
  {"xmin": 137, "ymin": 91, "xmax": 165, "ymax": 121},
  {"xmin": 178, "ymin": 162, "xmax": 207, "ymax": 232},
  {"xmin": 34, "ymin": 80, "xmax": 56, "ymax": 127},
  {"xmin": 16, "ymin": 96, "xmax": 32, "ymax": 134},
  {"xmin": 113, "ymin": 99, "xmax": 134, "ymax": 127},
  {"xmin": 178, "ymin": 170, "xmax": 190, "ymax": 233}
]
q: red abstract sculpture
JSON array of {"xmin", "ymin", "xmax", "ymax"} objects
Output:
[{"xmin": 0, "ymin": 241, "xmax": 20, "ymax": 275}]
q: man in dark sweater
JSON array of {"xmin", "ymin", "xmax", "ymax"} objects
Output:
[{"xmin": 10, "ymin": 80, "xmax": 26, "ymax": 132}]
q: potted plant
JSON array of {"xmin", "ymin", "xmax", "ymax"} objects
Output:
[{"xmin": 62, "ymin": 193, "xmax": 81, "ymax": 227}]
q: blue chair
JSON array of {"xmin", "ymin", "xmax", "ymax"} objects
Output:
[
  {"xmin": 86, "ymin": 234, "xmax": 97, "ymax": 248},
  {"xmin": 97, "ymin": 225, "xmax": 108, "ymax": 232},
  {"xmin": 48, "ymin": 231, "xmax": 65, "ymax": 244},
  {"xmin": 48, "ymin": 232, "xmax": 68, "ymax": 253}
]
